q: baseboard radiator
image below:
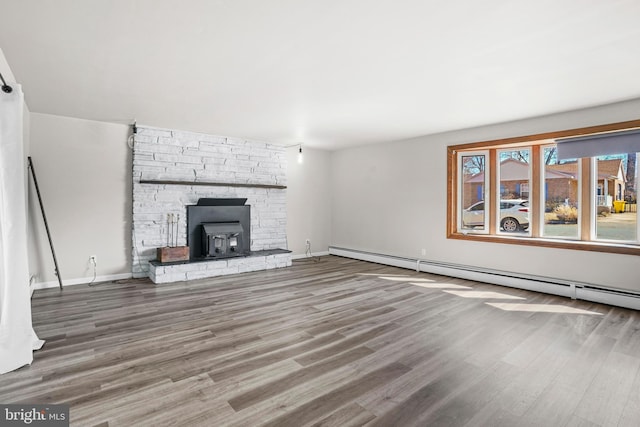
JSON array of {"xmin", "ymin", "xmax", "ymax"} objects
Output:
[{"xmin": 328, "ymin": 246, "xmax": 640, "ymax": 311}]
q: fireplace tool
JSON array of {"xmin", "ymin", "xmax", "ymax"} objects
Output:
[
  {"xmin": 167, "ymin": 213, "xmax": 180, "ymax": 247},
  {"xmin": 157, "ymin": 213, "xmax": 189, "ymax": 263},
  {"xmin": 173, "ymin": 214, "xmax": 179, "ymax": 247}
]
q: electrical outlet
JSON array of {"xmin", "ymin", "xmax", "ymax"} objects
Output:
[
  {"xmin": 421, "ymin": 248, "xmax": 426, "ymax": 256},
  {"xmin": 89, "ymin": 255, "xmax": 97, "ymax": 265}
]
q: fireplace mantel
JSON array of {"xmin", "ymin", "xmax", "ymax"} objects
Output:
[{"xmin": 139, "ymin": 179, "xmax": 287, "ymax": 190}]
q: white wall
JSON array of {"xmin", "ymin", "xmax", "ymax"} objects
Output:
[
  {"xmin": 28, "ymin": 113, "xmax": 131, "ymax": 286},
  {"xmin": 286, "ymin": 147, "xmax": 332, "ymax": 256},
  {"xmin": 331, "ymin": 98, "xmax": 640, "ymax": 292}
]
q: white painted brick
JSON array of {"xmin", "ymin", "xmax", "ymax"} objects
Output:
[
  {"xmin": 134, "ymin": 159, "xmax": 168, "ymax": 167},
  {"xmin": 187, "ymin": 270, "xmax": 219, "ymax": 280},
  {"xmin": 134, "ymin": 152, "xmax": 155, "ymax": 161},
  {"xmin": 141, "ymin": 171, "xmax": 196, "ymax": 181},
  {"xmin": 226, "ymin": 137, "xmax": 247, "ymax": 146},
  {"xmin": 226, "ymin": 258, "xmax": 247, "ymax": 268},
  {"xmin": 247, "ymin": 148, "xmax": 275, "ymax": 157},
  {"xmin": 220, "ymin": 267, "xmax": 240, "ymax": 276},
  {"xmin": 153, "ymin": 193, "xmax": 188, "ymax": 203},
  {"xmin": 134, "ymin": 135, "xmax": 158, "ymax": 144},
  {"xmin": 199, "ymin": 143, "xmax": 233, "ymax": 154},
  {"xmin": 197, "ymin": 135, "xmax": 227, "ymax": 144},
  {"xmin": 177, "ymin": 263, "xmax": 205, "ymax": 272},
  {"xmin": 171, "ymin": 130, "xmax": 225, "ymax": 144},
  {"xmin": 257, "ymin": 211, "xmax": 286, "ymax": 219},
  {"xmin": 231, "ymin": 159, "xmax": 260, "ymax": 169},
  {"xmin": 175, "ymin": 163, "xmax": 204, "ymax": 172},
  {"xmin": 133, "ymin": 186, "xmax": 159, "ymax": 194},
  {"xmin": 137, "ymin": 128, "xmax": 173, "ymax": 138},
  {"xmin": 135, "ymin": 254, "xmax": 156, "ymax": 263},
  {"xmin": 255, "ymin": 160, "xmax": 282, "ymax": 168},
  {"xmin": 203, "ymin": 164, "xmax": 238, "ymax": 173},
  {"xmin": 183, "ymin": 148, "xmax": 226, "ymax": 160},
  {"xmin": 139, "ymin": 239, "xmax": 162, "ymax": 249},
  {"xmin": 133, "ymin": 205, "xmax": 165, "ymax": 214},
  {"xmin": 250, "ymin": 174, "xmax": 279, "ymax": 183},
  {"xmin": 239, "ymin": 263, "xmax": 264, "ymax": 274},
  {"xmin": 133, "ymin": 213, "xmax": 165, "ymax": 221},
  {"xmin": 156, "ymin": 136, "xmax": 200, "ymax": 148},
  {"xmin": 195, "ymin": 171, "xmax": 233, "ymax": 182},
  {"xmin": 133, "ymin": 166, "xmax": 166, "ymax": 175},
  {"xmin": 133, "ymin": 125, "xmax": 289, "ymax": 280},
  {"xmin": 205, "ymin": 261, "xmax": 229, "ymax": 270},
  {"xmin": 154, "ymin": 153, "xmax": 202, "ymax": 164},
  {"xmin": 135, "ymin": 142, "xmax": 183, "ymax": 154},
  {"xmin": 170, "ymin": 272, "xmax": 188, "ymax": 282}
]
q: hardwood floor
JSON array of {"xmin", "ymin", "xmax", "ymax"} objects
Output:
[{"xmin": 1, "ymin": 255, "xmax": 639, "ymax": 426}]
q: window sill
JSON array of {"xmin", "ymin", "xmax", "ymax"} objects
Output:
[{"xmin": 447, "ymin": 232, "xmax": 640, "ymax": 256}]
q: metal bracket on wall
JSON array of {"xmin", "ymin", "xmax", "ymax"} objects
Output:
[{"xmin": 0, "ymin": 71, "xmax": 13, "ymax": 93}]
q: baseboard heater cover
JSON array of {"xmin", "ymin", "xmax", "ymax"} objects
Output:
[{"xmin": 328, "ymin": 246, "xmax": 640, "ymax": 311}]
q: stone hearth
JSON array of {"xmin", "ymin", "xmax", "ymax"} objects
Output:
[{"xmin": 148, "ymin": 249, "xmax": 291, "ymax": 284}]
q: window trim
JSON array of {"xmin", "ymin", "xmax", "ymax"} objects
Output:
[
  {"xmin": 457, "ymin": 150, "xmax": 490, "ymax": 234},
  {"xmin": 592, "ymin": 156, "xmax": 640, "ymax": 245},
  {"xmin": 496, "ymin": 147, "xmax": 532, "ymax": 236},
  {"xmin": 447, "ymin": 119, "xmax": 640, "ymax": 256},
  {"xmin": 539, "ymin": 143, "xmax": 582, "ymax": 241}
]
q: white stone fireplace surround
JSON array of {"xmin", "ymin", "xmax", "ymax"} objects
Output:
[{"xmin": 132, "ymin": 126, "xmax": 291, "ymax": 283}]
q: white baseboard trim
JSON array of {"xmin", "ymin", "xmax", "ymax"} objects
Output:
[
  {"xmin": 329, "ymin": 246, "xmax": 640, "ymax": 311},
  {"xmin": 31, "ymin": 272, "xmax": 134, "ymax": 291},
  {"xmin": 291, "ymin": 251, "xmax": 330, "ymax": 260}
]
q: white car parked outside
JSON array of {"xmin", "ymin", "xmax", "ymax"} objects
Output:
[{"xmin": 462, "ymin": 199, "xmax": 529, "ymax": 232}]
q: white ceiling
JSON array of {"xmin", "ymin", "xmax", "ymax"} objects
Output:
[{"xmin": 1, "ymin": 0, "xmax": 639, "ymax": 150}]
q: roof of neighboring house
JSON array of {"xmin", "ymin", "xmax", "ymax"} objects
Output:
[
  {"xmin": 547, "ymin": 159, "xmax": 624, "ymax": 180},
  {"xmin": 546, "ymin": 161, "xmax": 578, "ymax": 176},
  {"xmin": 596, "ymin": 158, "xmax": 625, "ymax": 181}
]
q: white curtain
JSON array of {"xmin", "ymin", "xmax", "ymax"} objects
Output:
[{"xmin": 0, "ymin": 84, "xmax": 44, "ymax": 375}]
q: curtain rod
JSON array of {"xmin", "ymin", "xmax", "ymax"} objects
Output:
[{"xmin": 0, "ymin": 72, "xmax": 13, "ymax": 93}]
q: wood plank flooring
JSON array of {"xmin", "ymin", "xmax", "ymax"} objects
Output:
[{"xmin": 1, "ymin": 255, "xmax": 639, "ymax": 426}]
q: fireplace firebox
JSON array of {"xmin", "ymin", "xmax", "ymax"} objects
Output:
[
  {"xmin": 187, "ymin": 198, "xmax": 251, "ymax": 260},
  {"xmin": 201, "ymin": 222, "xmax": 244, "ymax": 257}
]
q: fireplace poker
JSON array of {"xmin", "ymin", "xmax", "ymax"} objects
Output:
[
  {"xmin": 167, "ymin": 213, "xmax": 172, "ymax": 248},
  {"xmin": 174, "ymin": 214, "xmax": 180, "ymax": 247}
]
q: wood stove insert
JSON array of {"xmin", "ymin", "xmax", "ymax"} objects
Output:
[{"xmin": 186, "ymin": 198, "xmax": 251, "ymax": 260}]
